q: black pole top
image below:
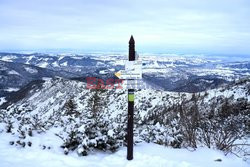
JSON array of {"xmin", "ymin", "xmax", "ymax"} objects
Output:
[
  {"xmin": 129, "ymin": 35, "xmax": 135, "ymax": 61},
  {"xmin": 129, "ymin": 35, "xmax": 135, "ymax": 44}
]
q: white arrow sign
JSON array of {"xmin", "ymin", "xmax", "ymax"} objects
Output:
[
  {"xmin": 115, "ymin": 56, "xmax": 142, "ymax": 79},
  {"xmin": 115, "ymin": 70, "xmax": 142, "ymax": 79}
]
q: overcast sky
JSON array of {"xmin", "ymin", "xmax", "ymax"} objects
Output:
[{"xmin": 0, "ymin": 0, "xmax": 250, "ymax": 54}]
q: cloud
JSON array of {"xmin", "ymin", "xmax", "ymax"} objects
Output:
[{"xmin": 0, "ymin": 0, "xmax": 250, "ymax": 54}]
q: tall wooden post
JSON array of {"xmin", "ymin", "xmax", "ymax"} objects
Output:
[{"xmin": 127, "ymin": 35, "xmax": 135, "ymax": 160}]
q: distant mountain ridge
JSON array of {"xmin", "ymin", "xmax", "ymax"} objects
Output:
[
  {"xmin": 0, "ymin": 52, "xmax": 249, "ymax": 95},
  {"xmin": 0, "ymin": 60, "xmax": 79, "ymax": 97}
]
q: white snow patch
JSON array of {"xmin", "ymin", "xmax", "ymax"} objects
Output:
[
  {"xmin": 52, "ymin": 61, "xmax": 60, "ymax": 67},
  {"xmin": 8, "ymin": 70, "xmax": 20, "ymax": 75},
  {"xmin": 58, "ymin": 56, "xmax": 65, "ymax": 61},
  {"xmin": 99, "ymin": 70, "xmax": 109, "ymax": 74},
  {"xmin": 25, "ymin": 56, "xmax": 34, "ymax": 64},
  {"xmin": 24, "ymin": 67, "xmax": 38, "ymax": 74},
  {"xmin": 38, "ymin": 62, "xmax": 49, "ymax": 68},
  {"xmin": 61, "ymin": 62, "xmax": 68, "ymax": 66},
  {"xmin": 42, "ymin": 77, "xmax": 52, "ymax": 81},
  {"xmin": 4, "ymin": 88, "xmax": 19, "ymax": 92},
  {"xmin": 0, "ymin": 97, "xmax": 6, "ymax": 105},
  {"xmin": 108, "ymin": 129, "xmax": 114, "ymax": 137},
  {"xmin": 0, "ymin": 56, "xmax": 17, "ymax": 62}
]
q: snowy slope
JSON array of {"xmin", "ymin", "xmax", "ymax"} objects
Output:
[
  {"xmin": 2, "ymin": 78, "xmax": 187, "ymax": 121},
  {"xmin": 0, "ymin": 77, "xmax": 249, "ymax": 166},
  {"xmin": 2, "ymin": 77, "xmax": 249, "ymax": 133},
  {"xmin": 0, "ymin": 133, "xmax": 248, "ymax": 167}
]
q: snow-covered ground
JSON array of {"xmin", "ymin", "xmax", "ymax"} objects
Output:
[
  {"xmin": 24, "ymin": 67, "xmax": 38, "ymax": 74},
  {"xmin": 4, "ymin": 87, "xmax": 20, "ymax": 92},
  {"xmin": 0, "ymin": 133, "xmax": 248, "ymax": 167},
  {"xmin": 0, "ymin": 97, "xmax": 6, "ymax": 105}
]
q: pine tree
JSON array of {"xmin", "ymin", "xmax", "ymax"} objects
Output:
[{"xmin": 64, "ymin": 98, "xmax": 78, "ymax": 116}]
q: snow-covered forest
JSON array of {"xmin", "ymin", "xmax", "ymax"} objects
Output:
[{"xmin": 0, "ymin": 76, "xmax": 249, "ymax": 166}]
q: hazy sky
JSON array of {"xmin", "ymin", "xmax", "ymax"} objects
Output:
[{"xmin": 0, "ymin": 0, "xmax": 250, "ymax": 54}]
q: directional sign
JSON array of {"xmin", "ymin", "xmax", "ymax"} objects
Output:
[
  {"xmin": 115, "ymin": 59, "xmax": 142, "ymax": 80},
  {"xmin": 115, "ymin": 70, "xmax": 142, "ymax": 79},
  {"xmin": 125, "ymin": 60, "xmax": 142, "ymax": 71},
  {"xmin": 122, "ymin": 79, "xmax": 149, "ymax": 89}
]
